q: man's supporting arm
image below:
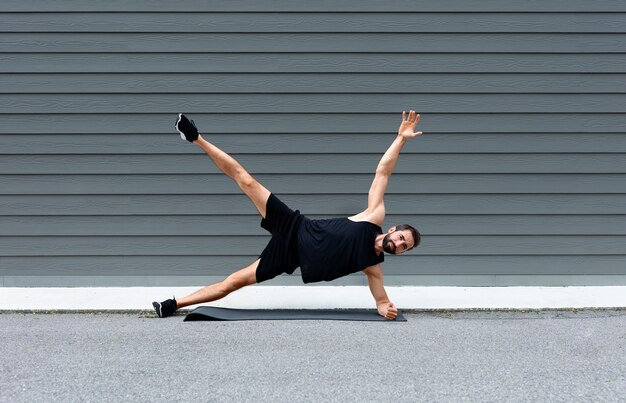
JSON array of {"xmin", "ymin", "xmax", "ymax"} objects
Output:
[{"xmin": 363, "ymin": 264, "xmax": 398, "ymax": 320}]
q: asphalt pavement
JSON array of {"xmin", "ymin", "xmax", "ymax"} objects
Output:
[{"xmin": 1, "ymin": 309, "xmax": 624, "ymax": 402}]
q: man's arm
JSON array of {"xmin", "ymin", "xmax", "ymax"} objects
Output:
[
  {"xmin": 363, "ymin": 264, "xmax": 398, "ymax": 320},
  {"xmin": 362, "ymin": 111, "xmax": 422, "ymax": 226}
]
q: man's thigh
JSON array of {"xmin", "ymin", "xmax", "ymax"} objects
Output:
[{"xmin": 240, "ymin": 177, "xmax": 271, "ymax": 219}]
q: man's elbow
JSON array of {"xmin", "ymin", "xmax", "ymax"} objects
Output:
[
  {"xmin": 365, "ymin": 271, "xmax": 383, "ymax": 284},
  {"xmin": 375, "ymin": 166, "xmax": 391, "ymax": 177}
]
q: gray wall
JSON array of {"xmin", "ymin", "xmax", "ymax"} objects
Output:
[{"xmin": 1, "ymin": 0, "xmax": 625, "ymax": 287}]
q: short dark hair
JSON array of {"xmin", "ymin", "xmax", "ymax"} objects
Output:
[{"xmin": 395, "ymin": 224, "xmax": 421, "ymax": 250}]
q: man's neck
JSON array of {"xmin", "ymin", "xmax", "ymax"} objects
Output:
[{"xmin": 374, "ymin": 233, "xmax": 385, "ymax": 255}]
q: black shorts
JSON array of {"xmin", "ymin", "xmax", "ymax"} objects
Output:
[{"xmin": 256, "ymin": 194, "xmax": 304, "ymax": 283}]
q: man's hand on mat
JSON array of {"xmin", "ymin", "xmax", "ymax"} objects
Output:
[
  {"xmin": 398, "ymin": 110, "xmax": 422, "ymax": 139},
  {"xmin": 377, "ymin": 302, "xmax": 398, "ymax": 320}
]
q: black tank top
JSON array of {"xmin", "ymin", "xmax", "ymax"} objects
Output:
[{"xmin": 297, "ymin": 217, "xmax": 385, "ymax": 283}]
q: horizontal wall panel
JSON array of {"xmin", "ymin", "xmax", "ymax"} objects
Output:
[
  {"xmin": 3, "ymin": 174, "xmax": 626, "ymax": 195},
  {"xmin": 5, "ymin": 94, "xmax": 626, "ymax": 114},
  {"xmin": 1, "ymin": 195, "xmax": 624, "ymax": 215},
  {"xmin": 3, "ymin": 114, "xmax": 626, "ymax": 135},
  {"xmin": 2, "ymin": 73, "xmax": 626, "ymax": 94},
  {"xmin": 3, "ymin": 13, "xmax": 626, "ymax": 33},
  {"xmin": 4, "ymin": 54, "xmax": 626, "ymax": 74},
  {"xmin": 2, "ymin": 235, "xmax": 625, "ymax": 256},
  {"xmin": 3, "ymin": 33, "xmax": 625, "ymax": 53},
  {"xmin": 2, "ymin": 256, "xmax": 625, "ymax": 277},
  {"xmin": 3, "ymin": 215, "xmax": 625, "ymax": 236},
  {"xmin": 3, "ymin": 133, "xmax": 626, "ymax": 154},
  {"xmin": 2, "ymin": 0, "xmax": 626, "ymax": 13},
  {"xmin": 1, "ymin": 154, "xmax": 624, "ymax": 174}
]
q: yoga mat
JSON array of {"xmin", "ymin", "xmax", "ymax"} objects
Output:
[{"xmin": 184, "ymin": 306, "xmax": 407, "ymax": 322}]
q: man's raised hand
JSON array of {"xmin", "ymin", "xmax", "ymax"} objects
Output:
[{"xmin": 398, "ymin": 110, "xmax": 423, "ymax": 139}]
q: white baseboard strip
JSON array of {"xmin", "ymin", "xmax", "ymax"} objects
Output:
[{"xmin": 1, "ymin": 286, "xmax": 625, "ymax": 311}]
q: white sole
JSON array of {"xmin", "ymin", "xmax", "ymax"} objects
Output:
[{"xmin": 175, "ymin": 113, "xmax": 186, "ymax": 141}]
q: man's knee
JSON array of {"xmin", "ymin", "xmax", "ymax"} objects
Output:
[
  {"xmin": 221, "ymin": 277, "xmax": 243, "ymax": 294},
  {"xmin": 223, "ymin": 270, "xmax": 255, "ymax": 293},
  {"xmin": 237, "ymin": 171, "xmax": 257, "ymax": 190},
  {"xmin": 239, "ymin": 174, "xmax": 262, "ymax": 198}
]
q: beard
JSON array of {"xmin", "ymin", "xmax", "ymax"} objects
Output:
[{"xmin": 382, "ymin": 233, "xmax": 396, "ymax": 254}]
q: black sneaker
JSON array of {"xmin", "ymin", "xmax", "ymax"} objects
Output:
[
  {"xmin": 175, "ymin": 113, "xmax": 199, "ymax": 142},
  {"xmin": 152, "ymin": 298, "xmax": 177, "ymax": 318}
]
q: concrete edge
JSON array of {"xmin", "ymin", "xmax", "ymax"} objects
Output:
[
  {"xmin": 1, "ymin": 308, "xmax": 625, "ymax": 315},
  {"xmin": 1, "ymin": 286, "xmax": 625, "ymax": 310}
]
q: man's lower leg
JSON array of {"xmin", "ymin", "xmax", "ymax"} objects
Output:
[
  {"xmin": 163, "ymin": 262, "xmax": 259, "ymax": 313},
  {"xmin": 192, "ymin": 134, "xmax": 269, "ymax": 217},
  {"xmin": 194, "ymin": 135, "xmax": 251, "ymax": 185},
  {"xmin": 175, "ymin": 281, "xmax": 231, "ymax": 309},
  {"xmin": 152, "ymin": 281, "xmax": 232, "ymax": 318}
]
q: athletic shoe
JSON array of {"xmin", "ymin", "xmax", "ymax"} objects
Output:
[
  {"xmin": 175, "ymin": 113, "xmax": 199, "ymax": 142},
  {"xmin": 152, "ymin": 298, "xmax": 177, "ymax": 318}
]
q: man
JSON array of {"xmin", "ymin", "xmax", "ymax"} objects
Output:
[{"xmin": 153, "ymin": 111, "xmax": 422, "ymax": 320}]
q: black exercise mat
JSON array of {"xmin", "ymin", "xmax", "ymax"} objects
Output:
[{"xmin": 184, "ymin": 306, "xmax": 407, "ymax": 322}]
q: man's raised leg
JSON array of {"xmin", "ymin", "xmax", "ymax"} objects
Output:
[
  {"xmin": 194, "ymin": 135, "xmax": 271, "ymax": 218},
  {"xmin": 176, "ymin": 113, "xmax": 271, "ymax": 218}
]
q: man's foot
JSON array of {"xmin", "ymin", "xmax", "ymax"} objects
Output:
[
  {"xmin": 175, "ymin": 113, "xmax": 199, "ymax": 142},
  {"xmin": 152, "ymin": 298, "xmax": 177, "ymax": 318}
]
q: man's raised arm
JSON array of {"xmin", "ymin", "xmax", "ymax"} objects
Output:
[
  {"xmin": 376, "ymin": 110, "xmax": 422, "ymax": 176},
  {"xmin": 364, "ymin": 111, "xmax": 422, "ymax": 225}
]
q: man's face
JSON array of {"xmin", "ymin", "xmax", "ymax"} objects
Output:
[{"xmin": 382, "ymin": 229, "xmax": 414, "ymax": 255}]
